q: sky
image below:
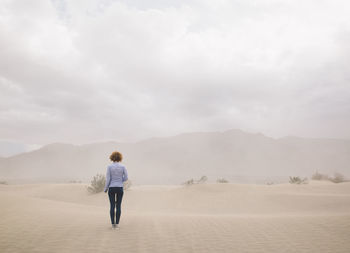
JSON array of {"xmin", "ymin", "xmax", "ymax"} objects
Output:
[{"xmin": 0, "ymin": 0, "xmax": 350, "ymax": 155}]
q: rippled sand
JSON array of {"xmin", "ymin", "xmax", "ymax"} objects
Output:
[{"xmin": 1, "ymin": 181, "xmax": 350, "ymax": 253}]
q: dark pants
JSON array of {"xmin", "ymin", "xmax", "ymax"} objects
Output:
[{"xmin": 108, "ymin": 187, "xmax": 124, "ymax": 224}]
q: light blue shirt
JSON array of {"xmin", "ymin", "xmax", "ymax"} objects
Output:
[{"xmin": 104, "ymin": 162, "xmax": 128, "ymax": 191}]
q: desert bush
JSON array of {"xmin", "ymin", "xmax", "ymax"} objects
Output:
[
  {"xmin": 196, "ymin": 176, "xmax": 208, "ymax": 184},
  {"xmin": 289, "ymin": 176, "xmax": 308, "ymax": 184},
  {"xmin": 330, "ymin": 173, "xmax": 346, "ymax": 183},
  {"xmin": 311, "ymin": 171, "xmax": 329, "ymax": 181},
  {"xmin": 217, "ymin": 178, "xmax": 229, "ymax": 183},
  {"xmin": 182, "ymin": 175, "xmax": 208, "ymax": 186},
  {"xmin": 311, "ymin": 171, "xmax": 347, "ymax": 183},
  {"xmin": 124, "ymin": 180, "xmax": 132, "ymax": 190},
  {"xmin": 0, "ymin": 180, "xmax": 8, "ymax": 185},
  {"xmin": 87, "ymin": 174, "xmax": 106, "ymax": 193},
  {"xmin": 182, "ymin": 178, "xmax": 195, "ymax": 186}
]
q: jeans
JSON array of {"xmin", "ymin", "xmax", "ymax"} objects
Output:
[{"xmin": 108, "ymin": 187, "xmax": 124, "ymax": 224}]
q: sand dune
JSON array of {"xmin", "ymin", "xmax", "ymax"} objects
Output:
[{"xmin": 1, "ymin": 182, "xmax": 350, "ymax": 252}]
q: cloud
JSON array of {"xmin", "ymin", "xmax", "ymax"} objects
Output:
[{"xmin": 0, "ymin": 0, "xmax": 350, "ymax": 145}]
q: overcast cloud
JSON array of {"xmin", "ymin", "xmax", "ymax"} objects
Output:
[{"xmin": 0, "ymin": 0, "xmax": 350, "ymax": 149}]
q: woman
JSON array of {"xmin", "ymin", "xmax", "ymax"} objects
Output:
[{"xmin": 104, "ymin": 151, "xmax": 129, "ymax": 230}]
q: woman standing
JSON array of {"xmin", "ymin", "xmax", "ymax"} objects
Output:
[{"xmin": 104, "ymin": 151, "xmax": 129, "ymax": 230}]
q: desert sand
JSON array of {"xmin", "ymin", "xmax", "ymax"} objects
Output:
[{"xmin": 1, "ymin": 181, "xmax": 350, "ymax": 253}]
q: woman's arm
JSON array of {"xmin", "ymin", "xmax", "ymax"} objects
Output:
[
  {"xmin": 122, "ymin": 167, "xmax": 128, "ymax": 182},
  {"xmin": 104, "ymin": 166, "xmax": 111, "ymax": 192}
]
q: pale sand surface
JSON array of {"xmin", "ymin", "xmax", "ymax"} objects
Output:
[{"xmin": 1, "ymin": 182, "xmax": 350, "ymax": 252}]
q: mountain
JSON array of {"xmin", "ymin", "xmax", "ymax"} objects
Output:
[
  {"xmin": 0, "ymin": 140, "xmax": 41, "ymax": 157},
  {"xmin": 0, "ymin": 129, "xmax": 349, "ymax": 184}
]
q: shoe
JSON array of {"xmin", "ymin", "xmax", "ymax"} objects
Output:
[
  {"xmin": 115, "ymin": 224, "xmax": 120, "ymax": 230},
  {"xmin": 112, "ymin": 224, "xmax": 116, "ymax": 229}
]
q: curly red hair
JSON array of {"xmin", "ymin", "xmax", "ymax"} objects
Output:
[{"xmin": 109, "ymin": 151, "xmax": 123, "ymax": 162}]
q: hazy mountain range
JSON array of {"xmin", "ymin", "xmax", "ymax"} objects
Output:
[
  {"xmin": 0, "ymin": 129, "xmax": 349, "ymax": 184},
  {"xmin": 0, "ymin": 141, "xmax": 41, "ymax": 157}
]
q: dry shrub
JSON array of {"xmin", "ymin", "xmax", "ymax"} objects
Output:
[
  {"xmin": 311, "ymin": 171, "xmax": 347, "ymax": 183},
  {"xmin": 124, "ymin": 180, "xmax": 132, "ymax": 190},
  {"xmin": 217, "ymin": 178, "xmax": 229, "ymax": 183},
  {"xmin": 87, "ymin": 174, "xmax": 106, "ymax": 194},
  {"xmin": 182, "ymin": 178, "xmax": 195, "ymax": 186},
  {"xmin": 312, "ymin": 171, "xmax": 330, "ymax": 181},
  {"xmin": 330, "ymin": 173, "xmax": 346, "ymax": 183},
  {"xmin": 289, "ymin": 176, "xmax": 308, "ymax": 184},
  {"xmin": 182, "ymin": 176, "xmax": 208, "ymax": 186},
  {"xmin": 196, "ymin": 176, "xmax": 208, "ymax": 184}
]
